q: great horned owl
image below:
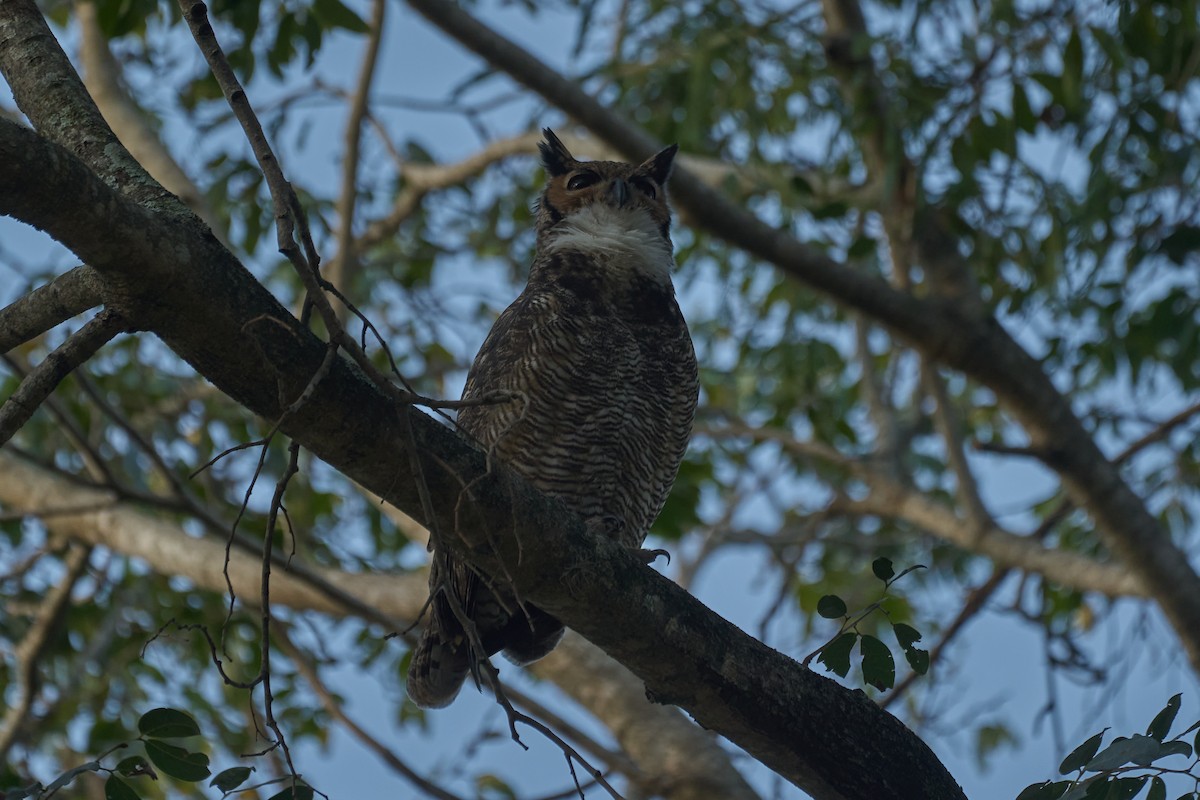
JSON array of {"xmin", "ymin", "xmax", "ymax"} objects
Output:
[{"xmin": 406, "ymin": 129, "xmax": 698, "ymax": 708}]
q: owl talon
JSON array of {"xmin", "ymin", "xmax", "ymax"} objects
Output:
[
  {"xmin": 586, "ymin": 515, "xmax": 626, "ymax": 540},
  {"xmin": 635, "ymin": 547, "xmax": 671, "ymax": 565}
]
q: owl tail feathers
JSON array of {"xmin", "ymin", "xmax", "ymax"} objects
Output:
[
  {"xmin": 406, "ymin": 626, "xmax": 472, "ymax": 709},
  {"xmin": 498, "ymin": 607, "xmax": 565, "ymax": 666}
]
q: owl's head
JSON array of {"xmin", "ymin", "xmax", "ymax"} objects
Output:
[{"xmin": 535, "ymin": 129, "xmax": 678, "ymax": 248}]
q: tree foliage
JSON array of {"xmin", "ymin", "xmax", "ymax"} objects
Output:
[{"xmin": 1, "ymin": 0, "xmax": 1198, "ymax": 798}]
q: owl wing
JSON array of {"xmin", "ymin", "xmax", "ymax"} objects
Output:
[{"xmin": 416, "ymin": 288, "xmax": 575, "ymax": 694}]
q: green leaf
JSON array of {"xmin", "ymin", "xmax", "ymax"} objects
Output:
[
  {"xmin": 847, "ymin": 235, "xmax": 876, "ymax": 260},
  {"xmin": 817, "ymin": 632, "xmax": 857, "ymax": 677},
  {"xmin": 114, "ymin": 756, "xmax": 154, "ymax": 778},
  {"xmin": 1086, "ymin": 735, "xmax": 1162, "ymax": 771},
  {"xmin": 1146, "ymin": 776, "xmax": 1165, "ymax": 800},
  {"xmin": 1103, "ymin": 776, "xmax": 1146, "ymax": 800},
  {"xmin": 312, "ymin": 0, "xmax": 369, "ymax": 33},
  {"xmin": 976, "ymin": 723, "xmax": 1017, "ymax": 767},
  {"xmin": 104, "ymin": 776, "xmax": 141, "ymax": 800},
  {"xmin": 816, "ymin": 594, "xmax": 847, "ymax": 619},
  {"xmin": 904, "ymin": 646, "xmax": 930, "ymax": 675},
  {"xmin": 1157, "ymin": 225, "xmax": 1200, "ymax": 265},
  {"xmin": 860, "ymin": 634, "xmax": 895, "ymax": 690},
  {"xmin": 1013, "ymin": 82, "xmax": 1037, "ymax": 133},
  {"xmin": 811, "ymin": 200, "xmax": 850, "ymax": 220},
  {"xmin": 1016, "ymin": 781, "xmax": 1071, "ymax": 800},
  {"xmin": 893, "ymin": 623, "xmax": 921, "ymax": 649},
  {"xmin": 477, "ymin": 773, "xmax": 518, "ymax": 799},
  {"xmin": 1146, "ymin": 694, "xmax": 1182, "ymax": 741},
  {"xmin": 210, "ymin": 766, "xmax": 254, "ymax": 791},
  {"xmin": 143, "ymin": 741, "xmax": 211, "ymax": 782},
  {"xmin": 138, "ymin": 708, "xmax": 201, "ymax": 739},
  {"xmin": 1157, "ymin": 740, "xmax": 1192, "ymax": 759},
  {"xmin": 871, "ymin": 557, "xmax": 895, "ymax": 581},
  {"xmin": 1060, "ymin": 729, "xmax": 1107, "ymax": 774},
  {"xmin": 266, "ymin": 786, "xmax": 315, "ymax": 800},
  {"xmin": 1062, "ymin": 27, "xmax": 1084, "ymax": 114},
  {"xmin": 87, "ymin": 717, "xmax": 129, "ymax": 751}
]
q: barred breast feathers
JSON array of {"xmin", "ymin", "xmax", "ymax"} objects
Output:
[{"xmin": 541, "ymin": 204, "xmax": 675, "ymax": 285}]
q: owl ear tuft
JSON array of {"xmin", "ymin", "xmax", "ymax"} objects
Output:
[
  {"xmin": 641, "ymin": 144, "xmax": 679, "ymax": 186},
  {"xmin": 539, "ymin": 128, "xmax": 575, "ymax": 177}
]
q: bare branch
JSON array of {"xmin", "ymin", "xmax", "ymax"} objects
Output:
[
  {"xmin": 1114, "ymin": 400, "xmax": 1200, "ymax": 466},
  {"xmin": 819, "ymin": 0, "xmax": 900, "ymax": 196},
  {"xmin": 0, "ymin": 543, "xmax": 92, "ymax": 760},
  {"xmin": 854, "ymin": 318, "xmax": 902, "ymax": 476},
  {"xmin": 0, "ymin": 309, "xmax": 125, "ymax": 446},
  {"xmin": 354, "ymin": 128, "xmax": 836, "ymax": 255},
  {"xmin": 920, "ymin": 361, "xmax": 993, "ymax": 532},
  {"xmin": 700, "ymin": 422, "xmax": 1146, "ymax": 597},
  {"xmin": 0, "ymin": 266, "xmax": 104, "ymax": 353},
  {"xmin": 327, "ymin": 0, "xmax": 387, "ymax": 309},
  {"xmin": 0, "ymin": 451, "xmax": 427, "ymax": 626}
]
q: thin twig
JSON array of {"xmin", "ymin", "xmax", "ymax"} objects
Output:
[
  {"xmin": 921, "ymin": 359, "xmax": 994, "ymax": 533},
  {"xmin": 257, "ymin": 440, "xmax": 302, "ymax": 776},
  {"xmin": 1, "ymin": 356, "xmax": 119, "ymax": 485},
  {"xmin": 0, "ymin": 309, "xmax": 125, "ymax": 446},
  {"xmin": 1114, "ymin": 399, "xmax": 1200, "ymax": 466}
]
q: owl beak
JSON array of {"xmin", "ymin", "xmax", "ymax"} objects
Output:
[{"xmin": 606, "ymin": 178, "xmax": 632, "ymax": 207}]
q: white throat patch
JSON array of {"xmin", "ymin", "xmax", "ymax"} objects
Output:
[{"xmin": 543, "ymin": 205, "xmax": 675, "ymax": 284}]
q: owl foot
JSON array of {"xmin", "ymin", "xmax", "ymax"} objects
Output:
[
  {"xmin": 635, "ymin": 547, "xmax": 671, "ymax": 565},
  {"xmin": 585, "ymin": 514, "xmax": 626, "ymax": 540}
]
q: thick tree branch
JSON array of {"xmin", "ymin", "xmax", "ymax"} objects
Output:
[
  {"xmin": 401, "ymin": 0, "xmax": 1200, "ymax": 674},
  {"xmin": 0, "ymin": 117, "xmax": 174, "ymax": 289},
  {"xmin": 0, "ymin": 0, "xmax": 174, "ymax": 212},
  {"xmin": 0, "ymin": 452, "xmax": 760, "ymax": 800},
  {"xmin": 0, "ymin": 265, "xmax": 103, "ymax": 352},
  {"xmin": 538, "ymin": 636, "xmax": 763, "ymax": 800}
]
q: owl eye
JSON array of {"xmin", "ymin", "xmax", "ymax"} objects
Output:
[
  {"xmin": 631, "ymin": 176, "xmax": 658, "ymax": 198},
  {"xmin": 566, "ymin": 171, "xmax": 600, "ymax": 190}
]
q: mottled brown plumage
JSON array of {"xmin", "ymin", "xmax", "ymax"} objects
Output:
[{"xmin": 407, "ymin": 129, "xmax": 698, "ymax": 708}]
